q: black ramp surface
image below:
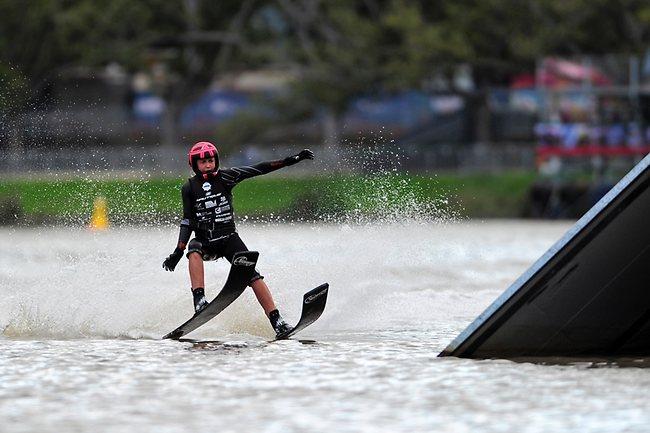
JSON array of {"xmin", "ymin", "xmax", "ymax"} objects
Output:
[
  {"xmin": 276, "ymin": 283, "xmax": 329, "ymax": 340},
  {"xmin": 163, "ymin": 251, "xmax": 258, "ymax": 340},
  {"xmin": 440, "ymin": 154, "xmax": 650, "ymax": 358}
]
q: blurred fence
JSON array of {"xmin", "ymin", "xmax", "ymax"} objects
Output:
[{"xmin": 0, "ymin": 142, "xmax": 537, "ymax": 176}]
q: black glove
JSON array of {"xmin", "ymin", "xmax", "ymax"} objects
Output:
[
  {"xmin": 284, "ymin": 149, "xmax": 314, "ymax": 166},
  {"xmin": 162, "ymin": 248, "xmax": 184, "ymax": 272}
]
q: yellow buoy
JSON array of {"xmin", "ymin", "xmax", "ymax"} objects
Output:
[{"xmin": 89, "ymin": 196, "xmax": 109, "ymax": 230}]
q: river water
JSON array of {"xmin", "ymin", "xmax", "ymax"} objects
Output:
[{"xmin": 1, "ymin": 221, "xmax": 649, "ymax": 433}]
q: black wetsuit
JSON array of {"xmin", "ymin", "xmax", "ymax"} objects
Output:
[{"xmin": 175, "ymin": 160, "xmax": 289, "ymax": 282}]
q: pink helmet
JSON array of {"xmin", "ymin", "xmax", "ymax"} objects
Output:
[{"xmin": 188, "ymin": 141, "xmax": 219, "ymax": 174}]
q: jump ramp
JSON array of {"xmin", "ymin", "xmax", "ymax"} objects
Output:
[{"xmin": 440, "ymin": 154, "xmax": 650, "ymax": 359}]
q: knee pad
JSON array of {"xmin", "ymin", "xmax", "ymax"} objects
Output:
[
  {"xmin": 249, "ymin": 272, "xmax": 264, "ymax": 286},
  {"xmin": 186, "ymin": 239, "xmax": 203, "ymax": 258}
]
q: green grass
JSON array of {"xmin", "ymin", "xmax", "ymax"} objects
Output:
[
  {"xmin": 0, "ymin": 171, "xmax": 538, "ymax": 224},
  {"xmin": 425, "ymin": 171, "xmax": 537, "ymax": 217},
  {"xmin": 0, "ymin": 178, "xmax": 182, "ymax": 219}
]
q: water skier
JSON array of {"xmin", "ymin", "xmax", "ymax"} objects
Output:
[{"xmin": 162, "ymin": 141, "xmax": 314, "ymax": 337}]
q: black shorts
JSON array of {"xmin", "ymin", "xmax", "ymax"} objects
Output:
[{"xmin": 186, "ymin": 233, "xmax": 263, "ymax": 284}]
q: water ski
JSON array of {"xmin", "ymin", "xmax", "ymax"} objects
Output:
[
  {"xmin": 275, "ymin": 283, "xmax": 329, "ymax": 340},
  {"xmin": 162, "ymin": 251, "xmax": 259, "ymax": 340}
]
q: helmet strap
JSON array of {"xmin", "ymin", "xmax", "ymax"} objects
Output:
[{"xmin": 200, "ymin": 169, "xmax": 219, "ymax": 180}]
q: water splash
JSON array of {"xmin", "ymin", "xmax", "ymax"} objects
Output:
[{"xmin": 311, "ymin": 133, "xmax": 463, "ymax": 225}]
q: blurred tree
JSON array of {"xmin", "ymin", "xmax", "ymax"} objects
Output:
[
  {"xmin": 272, "ymin": 0, "xmax": 383, "ymax": 149},
  {"xmin": 2, "ymin": 0, "xmax": 649, "ymax": 145},
  {"xmin": 0, "ymin": 0, "xmax": 186, "ymax": 111},
  {"xmin": 244, "ymin": 0, "xmax": 458, "ymax": 148},
  {"xmin": 439, "ymin": 0, "xmax": 650, "ymax": 86}
]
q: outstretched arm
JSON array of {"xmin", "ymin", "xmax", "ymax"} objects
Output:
[{"xmin": 221, "ymin": 149, "xmax": 314, "ymax": 188}]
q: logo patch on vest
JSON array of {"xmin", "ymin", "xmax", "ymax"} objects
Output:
[{"xmin": 202, "ymin": 182, "xmax": 211, "ymax": 192}]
